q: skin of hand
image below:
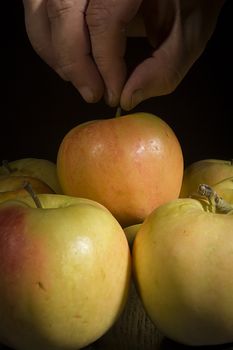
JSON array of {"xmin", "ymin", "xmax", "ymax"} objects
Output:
[{"xmin": 22, "ymin": 0, "xmax": 225, "ymax": 110}]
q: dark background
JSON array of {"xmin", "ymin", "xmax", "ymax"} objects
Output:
[
  {"xmin": 4, "ymin": 1, "xmax": 233, "ymax": 168},
  {"xmin": 3, "ymin": 1, "xmax": 233, "ymax": 350}
]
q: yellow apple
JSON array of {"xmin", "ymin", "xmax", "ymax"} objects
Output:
[
  {"xmin": 0, "ymin": 175, "xmax": 54, "ymax": 203},
  {"xmin": 212, "ymin": 177, "xmax": 233, "ymax": 204},
  {"xmin": 92, "ymin": 221, "xmax": 162, "ymax": 350},
  {"xmin": 180, "ymin": 159, "xmax": 233, "ymax": 198},
  {"xmin": 0, "ymin": 194, "xmax": 131, "ymax": 350},
  {"xmin": 57, "ymin": 112, "xmax": 184, "ymax": 227},
  {"xmin": 96, "ymin": 281, "xmax": 163, "ymax": 350},
  {"xmin": 0, "ymin": 158, "xmax": 62, "ymax": 194},
  {"xmin": 123, "ymin": 223, "xmax": 142, "ymax": 249},
  {"xmin": 133, "ymin": 189, "xmax": 233, "ymax": 346}
]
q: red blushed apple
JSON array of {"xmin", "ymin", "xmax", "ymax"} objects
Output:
[
  {"xmin": 0, "ymin": 194, "xmax": 131, "ymax": 350},
  {"xmin": 57, "ymin": 112, "xmax": 184, "ymax": 227}
]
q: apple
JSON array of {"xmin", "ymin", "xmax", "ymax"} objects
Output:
[
  {"xmin": 0, "ymin": 193, "xmax": 131, "ymax": 350},
  {"xmin": 97, "ymin": 216, "xmax": 162, "ymax": 350},
  {"xmin": 0, "ymin": 158, "xmax": 62, "ymax": 194},
  {"xmin": 123, "ymin": 223, "xmax": 142, "ymax": 249},
  {"xmin": 96, "ymin": 281, "xmax": 163, "ymax": 350},
  {"xmin": 0, "ymin": 175, "xmax": 54, "ymax": 203},
  {"xmin": 132, "ymin": 185, "xmax": 233, "ymax": 346},
  {"xmin": 180, "ymin": 159, "xmax": 233, "ymax": 198},
  {"xmin": 94, "ymin": 222, "xmax": 163, "ymax": 350},
  {"xmin": 57, "ymin": 112, "xmax": 184, "ymax": 227},
  {"xmin": 212, "ymin": 177, "xmax": 233, "ymax": 204}
]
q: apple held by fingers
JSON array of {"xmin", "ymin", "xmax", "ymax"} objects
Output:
[
  {"xmin": 57, "ymin": 112, "xmax": 184, "ymax": 227},
  {"xmin": 0, "ymin": 158, "xmax": 62, "ymax": 194},
  {"xmin": 0, "ymin": 193, "xmax": 131, "ymax": 350},
  {"xmin": 133, "ymin": 184, "xmax": 233, "ymax": 346},
  {"xmin": 180, "ymin": 158, "xmax": 233, "ymax": 198}
]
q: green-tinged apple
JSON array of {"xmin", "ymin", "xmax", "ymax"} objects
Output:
[
  {"xmin": 57, "ymin": 112, "xmax": 184, "ymax": 227},
  {"xmin": 0, "ymin": 158, "xmax": 62, "ymax": 194},
  {"xmin": 124, "ymin": 223, "xmax": 142, "ymax": 249},
  {"xmin": 212, "ymin": 177, "xmax": 233, "ymax": 204},
  {"xmin": 98, "ymin": 214, "xmax": 162, "ymax": 350},
  {"xmin": 96, "ymin": 223, "xmax": 162, "ymax": 350},
  {"xmin": 96, "ymin": 281, "xmax": 163, "ymax": 350},
  {"xmin": 0, "ymin": 175, "xmax": 54, "ymax": 202},
  {"xmin": 133, "ymin": 186, "xmax": 233, "ymax": 346},
  {"xmin": 0, "ymin": 193, "xmax": 131, "ymax": 350},
  {"xmin": 180, "ymin": 159, "xmax": 233, "ymax": 198}
]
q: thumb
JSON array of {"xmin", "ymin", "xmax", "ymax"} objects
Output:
[
  {"xmin": 120, "ymin": 0, "xmax": 225, "ymax": 111},
  {"xmin": 120, "ymin": 48, "xmax": 188, "ymax": 111},
  {"xmin": 120, "ymin": 32, "xmax": 191, "ymax": 111}
]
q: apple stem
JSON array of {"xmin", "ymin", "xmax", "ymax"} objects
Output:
[
  {"xmin": 23, "ymin": 182, "xmax": 43, "ymax": 208},
  {"xmin": 115, "ymin": 106, "xmax": 122, "ymax": 118},
  {"xmin": 198, "ymin": 184, "xmax": 233, "ymax": 214}
]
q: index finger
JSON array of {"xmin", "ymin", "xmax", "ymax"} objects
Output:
[{"xmin": 47, "ymin": 0, "xmax": 104, "ymax": 103}]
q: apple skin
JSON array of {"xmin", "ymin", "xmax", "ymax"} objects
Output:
[
  {"xmin": 132, "ymin": 197, "xmax": 233, "ymax": 346},
  {"xmin": 0, "ymin": 194, "xmax": 131, "ymax": 350},
  {"xmin": 0, "ymin": 158, "xmax": 62, "ymax": 194},
  {"xmin": 95, "ymin": 281, "xmax": 163, "ymax": 350},
  {"xmin": 123, "ymin": 223, "xmax": 142, "ymax": 249},
  {"xmin": 180, "ymin": 159, "xmax": 233, "ymax": 198},
  {"xmin": 0, "ymin": 175, "xmax": 54, "ymax": 202},
  {"xmin": 213, "ymin": 177, "xmax": 233, "ymax": 204},
  {"xmin": 57, "ymin": 113, "xmax": 184, "ymax": 227},
  {"xmin": 98, "ymin": 220, "xmax": 161, "ymax": 350}
]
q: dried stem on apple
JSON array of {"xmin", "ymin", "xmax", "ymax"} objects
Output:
[
  {"xmin": 23, "ymin": 181, "xmax": 42, "ymax": 209},
  {"xmin": 198, "ymin": 184, "xmax": 233, "ymax": 214}
]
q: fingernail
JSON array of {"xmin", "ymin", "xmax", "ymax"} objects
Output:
[
  {"xmin": 79, "ymin": 87, "xmax": 95, "ymax": 103},
  {"xmin": 130, "ymin": 89, "xmax": 143, "ymax": 109}
]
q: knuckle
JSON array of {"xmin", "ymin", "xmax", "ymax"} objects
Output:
[{"xmin": 47, "ymin": 0, "xmax": 75, "ymax": 19}]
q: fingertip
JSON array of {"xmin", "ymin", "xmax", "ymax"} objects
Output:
[
  {"xmin": 120, "ymin": 83, "xmax": 145, "ymax": 111},
  {"xmin": 78, "ymin": 86, "xmax": 97, "ymax": 103},
  {"xmin": 120, "ymin": 55, "xmax": 182, "ymax": 110},
  {"xmin": 64, "ymin": 65, "xmax": 105, "ymax": 103},
  {"xmin": 121, "ymin": 89, "xmax": 144, "ymax": 111}
]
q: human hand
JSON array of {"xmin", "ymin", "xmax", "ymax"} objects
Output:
[
  {"xmin": 22, "ymin": 0, "xmax": 141, "ymax": 105},
  {"xmin": 120, "ymin": 0, "xmax": 226, "ymax": 110},
  {"xmin": 22, "ymin": 0, "xmax": 225, "ymax": 110}
]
